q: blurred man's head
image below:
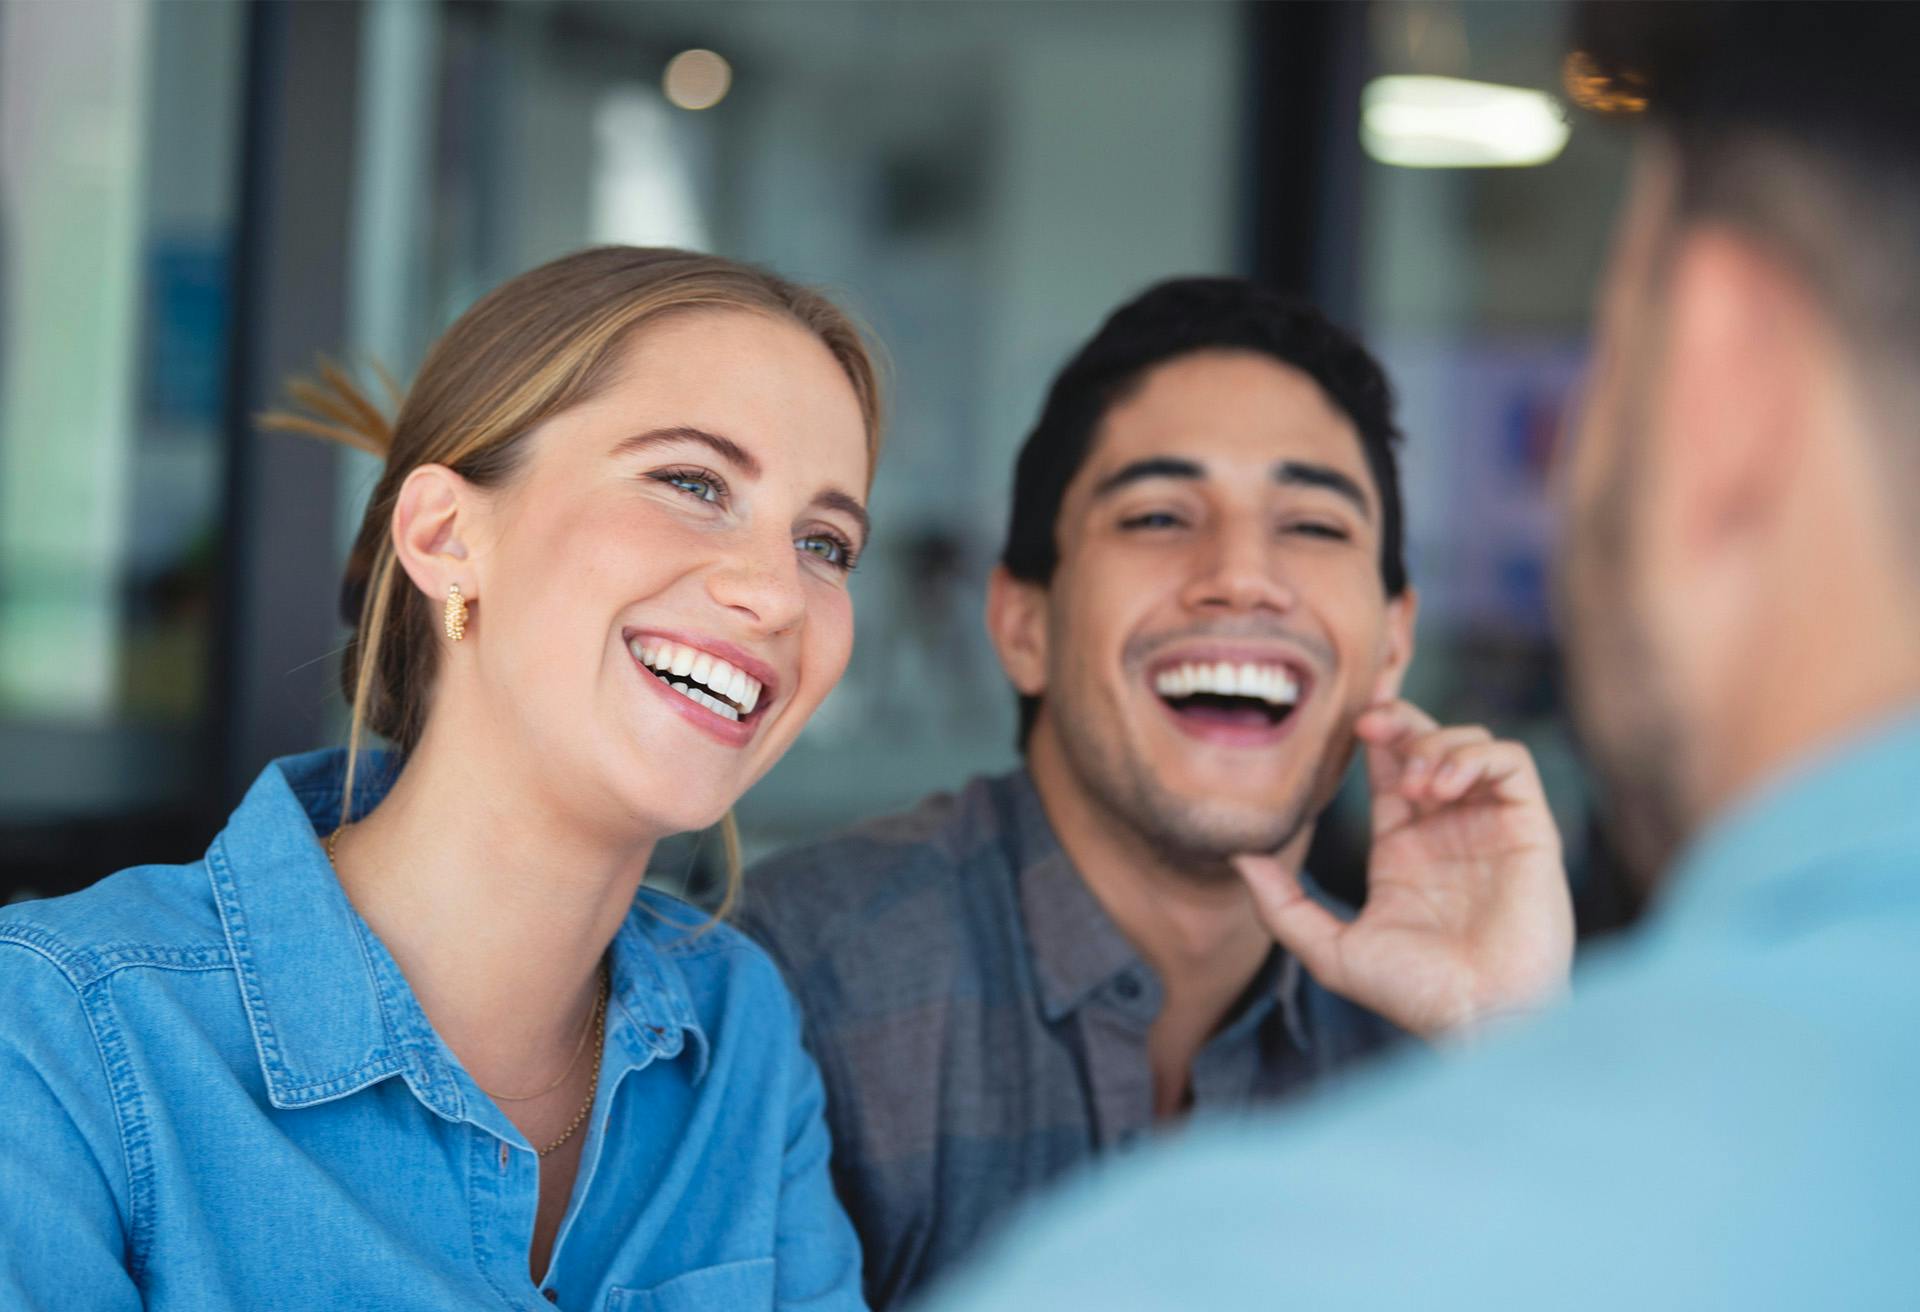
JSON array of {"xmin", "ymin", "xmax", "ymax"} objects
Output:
[
  {"xmin": 1562, "ymin": 1, "xmax": 1920, "ymax": 882},
  {"xmin": 989, "ymin": 279, "xmax": 1416, "ymax": 876}
]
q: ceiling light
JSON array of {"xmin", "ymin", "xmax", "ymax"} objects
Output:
[
  {"xmin": 663, "ymin": 49, "xmax": 731, "ymax": 111},
  {"xmin": 1362, "ymin": 74, "xmax": 1570, "ymax": 168}
]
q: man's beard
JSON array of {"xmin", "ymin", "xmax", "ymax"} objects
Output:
[
  {"xmin": 1560, "ymin": 369, "xmax": 1690, "ymax": 889},
  {"xmin": 1050, "ymin": 687, "xmax": 1355, "ymax": 883}
]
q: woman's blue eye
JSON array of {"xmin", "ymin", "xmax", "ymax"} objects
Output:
[
  {"xmin": 666, "ymin": 473, "xmax": 720, "ymax": 502},
  {"xmin": 797, "ymin": 534, "xmax": 856, "ymax": 571}
]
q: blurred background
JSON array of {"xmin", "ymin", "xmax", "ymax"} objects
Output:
[{"xmin": 0, "ymin": 0, "xmax": 1634, "ymax": 933}]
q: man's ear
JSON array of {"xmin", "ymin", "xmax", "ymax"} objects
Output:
[
  {"xmin": 985, "ymin": 565, "xmax": 1050, "ymax": 698},
  {"xmin": 390, "ymin": 463, "xmax": 476, "ymax": 604},
  {"xmin": 1370, "ymin": 585, "xmax": 1419, "ymax": 704},
  {"xmin": 1660, "ymin": 227, "xmax": 1812, "ymax": 556}
]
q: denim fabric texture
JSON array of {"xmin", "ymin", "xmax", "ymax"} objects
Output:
[
  {"xmin": 0, "ymin": 750, "xmax": 865, "ymax": 1311},
  {"xmin": 922, "ymin": 708, "xmax": 1920, "ymax": 1310}
]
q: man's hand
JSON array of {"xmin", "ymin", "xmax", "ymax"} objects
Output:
[{"xmin": 1233, "ymin": 700, "xmax": 1574, "ymax": 1040}]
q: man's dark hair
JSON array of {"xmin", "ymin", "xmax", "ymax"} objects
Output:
[
  {"xmin": 1000, "ymin": 277, "xmax": 1408, "ymax": 750},
  {"xmin": 1573, "ymin": 1, "xmax": 1920, "ymax": 547}
]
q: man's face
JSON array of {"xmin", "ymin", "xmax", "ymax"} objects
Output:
[
  {"xmin": 1558, "ymin": 151, "xmax": 1689, "ymax": 882},
  {"xmin": 1014, "ymin": 349, "xmax": 1415, "ymax": 871}
]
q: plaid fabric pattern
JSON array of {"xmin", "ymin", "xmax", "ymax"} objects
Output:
[{"xmin": 738, "ymin": 770, "xmax": 1399, "ymax": 1309}]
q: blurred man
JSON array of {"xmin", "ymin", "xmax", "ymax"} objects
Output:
[
  {"xmin": 922, "ymin": 4, "xmax": 1920, "ymax": 1307},
  {"xmin": 739, "ymin": 278, "xmax": 1574, "ymax": 1307}
]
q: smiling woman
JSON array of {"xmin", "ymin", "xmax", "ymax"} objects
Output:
[{"xmin": 0, "ymin": 247, "xmax": 884, "ymax": 1309}]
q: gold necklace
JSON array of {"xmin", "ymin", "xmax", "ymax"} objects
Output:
[
  {"xmin": 530, "ymin": 974, "xmax": 606, "ymax": 1158},
  {"xmin": 323, "ymin": 824, "xmax": 609, "ymax": 1157},
  {"xmin": 478, "ymin": 966, "xmax": 605, "ymax": 1102}
]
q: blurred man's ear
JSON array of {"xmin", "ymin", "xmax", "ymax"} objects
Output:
[
  {"xmin": 986, "ymin": 566, "xmax": 1050, "ymax": 697},
  {"xmin": 1660, "ymin": 227, "xmax": 1814, "ymax": 558},
  {"xmin": 1370, "ymin": 586, "xmax": 1419, "ymax": 704}
]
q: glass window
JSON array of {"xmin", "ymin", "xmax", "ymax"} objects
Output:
[
  {"xmin": 1351, "ymin": 0, "xmax": 1636, "ymax": 929},
  {"xmin": 345, "ymin": 0, "xmax": 1250, "ymax": 864},
  {"xmin": 0, "ymin": 0, "xmax": 246, "ymax": 893}
]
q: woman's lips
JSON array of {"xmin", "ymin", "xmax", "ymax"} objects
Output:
[{"xmin": 624, "ymin": 631, "xmax": 777, "ymax": 748}]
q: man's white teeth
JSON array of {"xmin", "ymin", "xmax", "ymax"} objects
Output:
[
  {"xmin": 629, "ymin": 638, "xmax": 764, "ymax": 716},
  {"xmin": 1153, "ymin": 660, "xmax": 1300, "ymax": 705}
]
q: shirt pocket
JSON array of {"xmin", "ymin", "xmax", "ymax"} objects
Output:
[{"xmin": 606, "ymin": 1257, "xmax": 776, "ymax": 1312}]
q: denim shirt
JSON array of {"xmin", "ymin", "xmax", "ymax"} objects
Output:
[{"xmin": 0, "ymin": 750, "xmax": 866, "ymax": 1311}]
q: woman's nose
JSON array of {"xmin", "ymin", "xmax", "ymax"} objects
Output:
[{"xmin": 705, "ymin": 532, "xmax": 807, "ymax": 634}]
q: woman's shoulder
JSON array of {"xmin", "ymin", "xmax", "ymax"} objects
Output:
[
  {"xmin": 0, "ymin": 861, "xmax": 228, "ymax": 990},
  {"xmin": 619, "ymin": 887, "xmax": 800, "ymax": 1040},
  {"xmin": 626, "ymin": 887, "xmax": 780, "ymax": 979}
]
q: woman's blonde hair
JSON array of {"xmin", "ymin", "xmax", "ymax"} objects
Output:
[{"xmin": 262, "ymin": 246, "xmax": 884, "ymax": 917}]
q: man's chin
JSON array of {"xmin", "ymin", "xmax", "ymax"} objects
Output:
[{"xmin": 1132, "ymin": 792, "xmax": 1314, "ymax": 869}]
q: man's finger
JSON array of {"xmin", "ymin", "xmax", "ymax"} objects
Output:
[
  {"xmin": 1232, "ymin": 854, "xmax": 1348, "ymax": 990},
  {"xmin": 1355, "ymin": 700, "xmax": 1440, "ymax": 747},
  {"xmin": 1422, "ymin": 740, "xmax": 1550, "ymax": 809},
  {"xmin": 1359, "ymin": 701, "xmax": 1443, "ymax": 803},
  {"xmin": 1397, "ymin": 726, "xmax": 1496, "ymax": 797}
]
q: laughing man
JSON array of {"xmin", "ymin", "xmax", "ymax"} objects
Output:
[{"xmin": 738, "ymin": 278, "xmax": 1575, "ymax": 1308}]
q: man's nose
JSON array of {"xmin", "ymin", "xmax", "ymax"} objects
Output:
[{"xmin": 1179, "ymin": 521, "xmax": 1296, "ymax": 614}]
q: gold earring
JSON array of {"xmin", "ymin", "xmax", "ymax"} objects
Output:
[{"xmin": 443, "ymin": 583, "xmax": 468, "ymax": 643}]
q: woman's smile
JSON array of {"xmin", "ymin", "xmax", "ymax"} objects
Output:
[{"xmin": 626, "ymin": 628, "xmax": 780, "ymax": 747}]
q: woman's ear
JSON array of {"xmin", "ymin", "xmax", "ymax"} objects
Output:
[
  {"xmin": 390, "ymin": 464, "xmax": 476, "ymax": 605},
  {"xmin": 986, "ymin": 565, "xmax": 1050, "ymax": 698}
]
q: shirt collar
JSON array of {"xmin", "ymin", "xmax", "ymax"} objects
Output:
[
  {"xmin": 207, "ymin": 749, "xmax": 711, "ymax": 1127},
  {"xmin": 1006, "ymin": 768, "xmax": 1301, "ymax": 1031},
  {"xmin": 605, "ymin": 894, "xmax": 715, "ymax": 1083},
  {"xmin": 1659, "ymin": 703, "xmax": 1920, "ymax": 933}
]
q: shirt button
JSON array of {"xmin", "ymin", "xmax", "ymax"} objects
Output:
[
  {"xmin": 498, "ymin": 1143, "xmax": 510, "ymax": 1170},
  {"xmin": 1115, "ymin": 972, "xmax": 1142, "ymax": 1001},
  {"xmin": 543, "ymin": 1290, "xmax": 559, "ymax": 1303}
]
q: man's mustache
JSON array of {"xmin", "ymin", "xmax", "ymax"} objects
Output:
[{"xmin": 1122, "ymin": 620, "xmax": 1335, "ymax": 672}]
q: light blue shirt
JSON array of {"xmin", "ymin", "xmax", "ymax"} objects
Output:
[
  {"xmin": 923, "ymin": 709, "xmax": 1920, "ymax": 1310},
  {"xmin": 0, "ymin": 750, "xmax": 865, "ymax": 1311}
]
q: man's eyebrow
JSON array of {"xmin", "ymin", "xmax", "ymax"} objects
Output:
[
  {"xmin": 1276, "ymin": 460, "xmax": 1373, "ymax": 520},
  {"xmin": 815, "ymin": 488, "xmax": 871, "ymax": 543},
  {"xmin": 613, "ymin": 426, "xmax": 761, "ymax": 478},
  {"xmin": 1090, "ymin": 456, "xmax": 1206, "ymax": 499}
]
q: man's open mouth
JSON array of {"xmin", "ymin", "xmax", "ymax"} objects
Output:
[
  {"xmin": 1151, "ymin": 659, "xmax": 1302, "ymax": 730},
  {"xmin": 628, "ymin": 636, "xmax": 764, "ymax": 723}
]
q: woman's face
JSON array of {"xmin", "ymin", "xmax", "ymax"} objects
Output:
[{"xmin": 459, "ymin": 309, "xmax": 871, "ymax": 840}]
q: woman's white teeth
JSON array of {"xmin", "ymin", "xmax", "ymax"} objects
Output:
[
  {"xmin": 1153, "ymin": 661, "xmax": 1299, "ymax": 705},
  {"xmin": 630, "ymin": 638, "xmax": 765, "ymax": 716},
  {"xmin": 670, "ymin": 681, "xmax": 739, "ymax": 721}
]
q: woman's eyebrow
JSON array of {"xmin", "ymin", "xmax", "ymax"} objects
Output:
[
  {"xmin": 815, "ymin": 488, "xmax": 871, "ymax": 544},
  {"xmin": 613, "ymin": 426, "xmax": 761, "ymax": 477}
]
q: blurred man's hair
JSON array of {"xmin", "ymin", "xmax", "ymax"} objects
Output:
[
  {"xmin": 999, "ymin": 277, "xmax": 1408, "ymax": 751},
  {"xmin": 1574, "ymin": 2, "xmax": 1920, "ymax": 547}
]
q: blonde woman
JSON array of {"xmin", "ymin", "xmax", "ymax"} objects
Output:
[{"xmin": 0, "ymin": 248, "xmax": 881, "ymax": 1310}]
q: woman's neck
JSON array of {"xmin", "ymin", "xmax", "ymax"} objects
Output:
[{"xmin": 328, "ymin": 714, "xmax": 658, "ymax": 1093}]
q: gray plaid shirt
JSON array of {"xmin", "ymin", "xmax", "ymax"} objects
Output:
[{"xmin": 737, "ymin": 769, "xmax": 1399, "ymax": 1309}]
